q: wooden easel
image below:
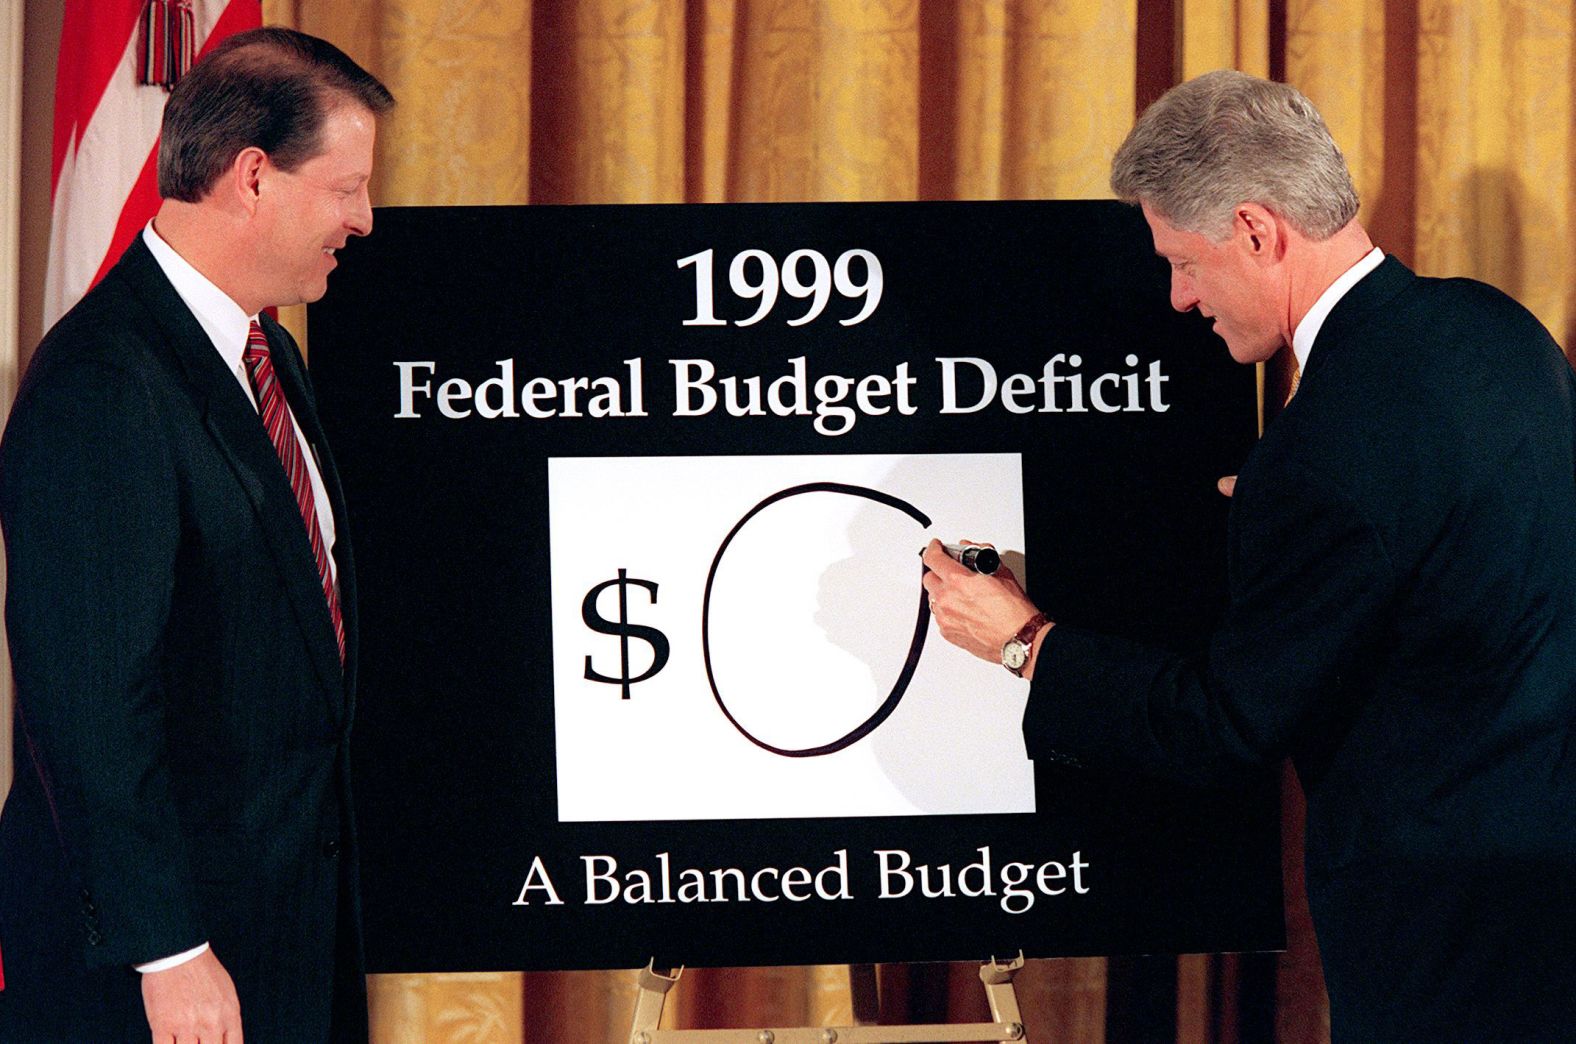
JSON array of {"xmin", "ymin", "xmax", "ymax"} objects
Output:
[{"xmin": 627, "ymin": 954, "xmax": 1030, "ymax": 1043}]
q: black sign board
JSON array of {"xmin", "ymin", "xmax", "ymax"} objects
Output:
[{"xmin": 310, "ymin": 201, "xmax": 1280, "ymax": 973}]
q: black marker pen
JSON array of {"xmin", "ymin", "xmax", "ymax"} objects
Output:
[{"xmin": 923, "ymin": 542, "xmax": 1000, "ymax": 575}]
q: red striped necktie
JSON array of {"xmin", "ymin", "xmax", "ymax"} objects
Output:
[{"xmin": 243, "ymin": 320, "xmax": 346, "ymax": 665}]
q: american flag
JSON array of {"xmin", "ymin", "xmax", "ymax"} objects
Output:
[{"xmin": 43, "ymin": 0, "xmax": 261, "ymax": 331}]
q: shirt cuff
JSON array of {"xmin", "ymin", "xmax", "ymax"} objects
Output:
[{"xmin": 135, "ymin": 941, "xmax": 210, "ymax": 973}]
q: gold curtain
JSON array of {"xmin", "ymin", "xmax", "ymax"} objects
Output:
[
  {"xmin": 1179, "ymin": 0, "xmax": 1269, "ymax": 78},
  {"xmin": 1414, "ymin": 2, "xmax": 1573, "ymax": 347},
  {"xmin": 253, "ymin": 1, "xmax": 1571, "ymax": 1040},
  {"xmin": 1284, "ymin": 0, "xmax": 1576, "ymax": 350}
]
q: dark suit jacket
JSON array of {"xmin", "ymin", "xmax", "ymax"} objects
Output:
[
  {"xmin": 1028, "ymin": 257, "xmax": 1576, "ymax": 1040},
  {"xmin": 0, "ymin": 237, "xmax": 367, "ymax": 1042}
]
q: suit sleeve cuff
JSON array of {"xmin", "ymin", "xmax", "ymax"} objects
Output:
[{"xmin": 135, "ymin": 941, "xmax": 210, "ymax": 973}]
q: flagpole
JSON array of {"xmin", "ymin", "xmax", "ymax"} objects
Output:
[{"xmin": 1, "ymin": 0, "xmax": 25, "ymax": 805}]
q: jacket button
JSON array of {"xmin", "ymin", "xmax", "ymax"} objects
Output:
[{"xmin": 323, "ymin": 839, "xmax": 341, "ymax": 858}]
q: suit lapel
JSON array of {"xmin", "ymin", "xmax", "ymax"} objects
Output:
[{"xmin": 112, "ymin": 239, "xmax": 348, "ymax": 721}]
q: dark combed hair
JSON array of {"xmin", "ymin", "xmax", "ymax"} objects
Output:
[{"xmin": 157, "ymin": 27, "xmax": 395, "ymax": 202}]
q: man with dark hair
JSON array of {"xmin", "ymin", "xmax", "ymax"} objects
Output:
[
  {"xmin": 0, "ymin": 27, "xmax": 393, "ymax": 1043},
  {"xmin": 924, "ymin": 70, "xmax": 1576, "ymax": 1038}
]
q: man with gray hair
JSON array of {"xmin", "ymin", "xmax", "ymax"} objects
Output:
[
  {"xmin": 1, "ymin": 27, "xmax": 392, "ymax": 1043},
  {"xmin": 924, "ymin": 70, "xmax": 1576, "ymax": 1038}
]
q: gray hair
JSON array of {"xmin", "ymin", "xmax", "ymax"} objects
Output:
[{"xmin": 1110, "ymin": 70, "xmax": 1358, "ymax": 241}]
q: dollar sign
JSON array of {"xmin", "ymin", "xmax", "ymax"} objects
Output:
[{"xmin": 581, "ymin": 568, "xmax": 671, "ymax": 699}]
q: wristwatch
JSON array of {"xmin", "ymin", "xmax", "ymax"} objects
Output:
[{"xmin": 1002, "ymin": 611, "xmax": 1050, "ymax": 677}]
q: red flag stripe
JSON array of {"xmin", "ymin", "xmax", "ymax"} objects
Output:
[
  {"xmin": 90, "ymin": 145, "xmax": 161, "ymax": 291},
  {"xmin": 46, "ymin": 1, "xmax": 261, "ymax": 330},
  {"xmin": 49, "ymin": 0, "xmax": 146, "ymax": 197},
  {"xmin": 194, "ymin": 1, "xmax": 262, "ymax": 64},
  {"xmin": 87, "ymin": 1, "xmax": 263, "ymax": 292}
]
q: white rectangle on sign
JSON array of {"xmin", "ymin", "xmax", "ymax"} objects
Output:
[{"xmin": 548, "ymin": 453, "xmax": 1034, "ymax": 822}]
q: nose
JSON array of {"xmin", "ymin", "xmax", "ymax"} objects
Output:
[
  {"xmin": 346, "ymin": 184, "xmax": 373, "ymax": 236},
  {"xmin": 1169, "ymin": 270, "xmax": 1198, "ymax": 313}
]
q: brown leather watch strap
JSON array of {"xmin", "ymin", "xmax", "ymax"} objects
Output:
[
  {"xmin": 1012, "ymin": 611, "xmax": 1051, "ymax": 647},
  {"xmin": 1003, "ymin": 611, "xmax": 1051, "ymax": 677}
]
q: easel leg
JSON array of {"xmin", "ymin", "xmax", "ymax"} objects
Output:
[
  {"xmin": 628, "ymin": 961, "xmax": 682, "ymax": 1044},
  {"xmin": 629, "ymin": 959, "xmax": 1028, "ymax": 1043},
  {"xmin": 980, "ymin": 953, "xmax": 1027, "ymax": 1039}
]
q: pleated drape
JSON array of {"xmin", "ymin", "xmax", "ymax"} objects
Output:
[
  {"xmin": 1179, "ymin": 0, "xmax": 1269, "ymax": 77},
  {"xmin": 1416, "ymin": 2, "xmax": 1573, "ymax": 344},
  {"xmin": 917, "ymin": 1, "xmax": 1136, "ymax": 200},
  {"xmin": 251, "ymin": 1, "xmax": 1573, "ymax": 1039}
]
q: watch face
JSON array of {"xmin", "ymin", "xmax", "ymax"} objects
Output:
[{"xmin": 1002, "ymin": 640, "xmax": 1029, "ymax": 670}]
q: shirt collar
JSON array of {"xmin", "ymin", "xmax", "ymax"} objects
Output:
[
  {"xmin": 142, "ymin": 221, "xmax": 257, "ymax": 371},
  {"xmin": 1291, "ymin": 246, "xmax": 1385, "ymax": 373}
]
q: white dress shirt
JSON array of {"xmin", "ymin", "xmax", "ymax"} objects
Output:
[
  {"xmin": 1291, "ymin": 246, "xmax": 1385, "ymax": 374},
  {"xmin": 133, "ymin": 223, "xmax": 340, "ymax": 973},
  {"xmin": 142, "ymin": 222, "xmax": 337, "ymax": 580}
]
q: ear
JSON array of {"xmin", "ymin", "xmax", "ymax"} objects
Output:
[
  {"xmin": 1232, "ymin": 204, "xmax": 1284, "ymax": 264},
  {"xmin": 229, "ymin": 146, "xmax": 268, "ymax": 216}
]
